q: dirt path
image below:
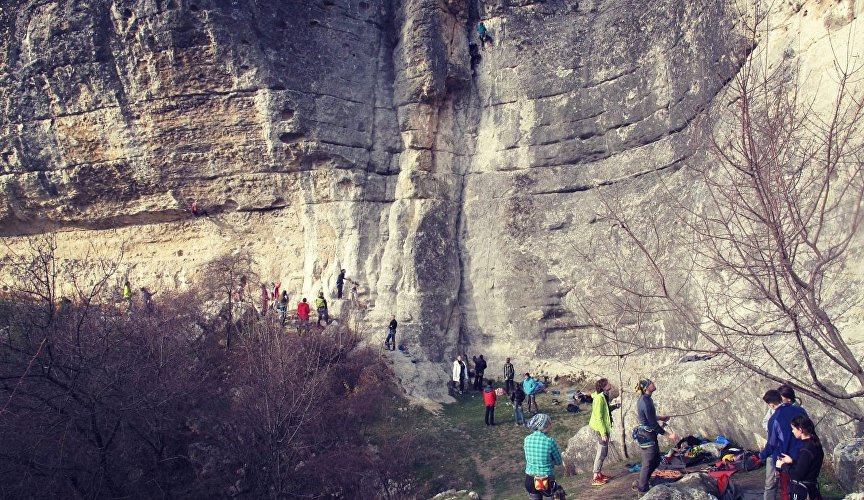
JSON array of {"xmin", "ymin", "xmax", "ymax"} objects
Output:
[{"xmin": 471, "ymin": 454, "xmax": 495, "ymax": 495}]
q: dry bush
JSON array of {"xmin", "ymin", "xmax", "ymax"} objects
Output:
[{"xmin": 0, "ymin": 238, "xmax": 415, "ymax": 499}]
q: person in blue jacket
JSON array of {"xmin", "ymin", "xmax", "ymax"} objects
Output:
[
  {"xmin": 759, "ymin": 389, "xmax": 808, "ymax": 500},
  {"xmin": 523, "ymin": 373, "xmax": 541, "ymax": 414}
]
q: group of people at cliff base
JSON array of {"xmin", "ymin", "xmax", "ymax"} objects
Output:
[
  {"xmin": 500, "ymin": 374, "xmax": 824, "ymax": 500},
  {"xmin": 263, "ymin": 281, "xmax": 328, "ymax": 331},
  {"xmin": 451, "ymin": 355, "xmax": 538, "ymax": 396},
  {"xmin": 260, "ymin": 269, "xmax": 362, "ymax": 329},
  {"xmin": 514, "ymin": 376, "xmax": 823, "ymax": 500}
]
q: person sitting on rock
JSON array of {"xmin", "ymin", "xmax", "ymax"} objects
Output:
[{"xmin": 190, "ymin": 201, "xmax": 208, "ymax": 217}]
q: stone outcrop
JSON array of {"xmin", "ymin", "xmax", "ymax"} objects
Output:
[
  {"xmin": 638, "ymin": 473, "xmax": 720, "ymax": 500},
  {"xmin": 562, "ymin": 424, "xmax": 627, "ymax": 475},
  {"xmin": 1, "ymin": 0, "xmax": 863, "ymax": 454},
  {"xmin": 836, "ymin": 439, "xmax": 864, "ymax": 493}
]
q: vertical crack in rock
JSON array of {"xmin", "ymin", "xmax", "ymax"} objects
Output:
[{"xmin": 2, "ymin": 0, "xmax": 852, "ymax": 412}]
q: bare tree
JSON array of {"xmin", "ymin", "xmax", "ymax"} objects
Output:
[
  {"xmin": 0, "ymin": 241, "xmax": 415, "ymax": 499},
  {"xmin": 203, "ymin": 250, "xmax": 257, "ymax": 349},
  {"xmin": 0, "ymin": 239, "xmax": 219, "ymax": 498},
  {"xmin": 592, "ymin": 3, "xmax": 864, "ymax": 421}
]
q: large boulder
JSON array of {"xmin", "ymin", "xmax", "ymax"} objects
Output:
[
  {"xmin": 639, "ymin": 473, "xmax": 720, "ymax": 500},
  {"xmin": 835, "ymin": 439, "xmax": 864, "ymax": 492},
  {"xmin": 562, "ymin": 425, "xmax": 628, "ymax": 475}
]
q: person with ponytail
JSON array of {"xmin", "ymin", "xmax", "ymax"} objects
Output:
[
  {"xmin": 632, "ymin": 379, "xmax": 678, "ymax": 493},
  {"xmin": 779, "ymin": 415, "xmax": 823, "ymax": 500}
]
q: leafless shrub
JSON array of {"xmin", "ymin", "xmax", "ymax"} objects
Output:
[
  {"xmin": 0, "ymin": 242, "xmax": 412, "ymax": 498},
  {"xmin": 590, "ymin": 2, "xmax": 864, "ymax": 421}
]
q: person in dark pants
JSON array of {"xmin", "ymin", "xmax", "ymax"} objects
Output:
[
  {"xmin": 634, "ymin": 379, "xmax": 677, "ymax": 493},
  {"xmin": 760, "ymin": 389, "xmax": 808, "ymax": 500},
  {"xmin": 336, "ymin": 269, "xmax": 346, "ymax": 299},
  {"xmin": 385, "ymin": 315, "xmax": 397, "ymax": 351},
  {"xmin": 483, "ymin": 381, "xmax": 497, "ymax": 426},
  {"xmin": 523, "ymin": 374, "xmax": 541, "ymax": 414},
  {"xmin": 296, "ymin": 297, "xmax": 311, "ymax": 334},
  {"xmin": 504, "ymin": 357, "xmax": 515, "ymax": 395},
  {"xmin": 511, "ymin": 383, "xmax": 526, "ymax": 425},
  {"xmin": 523, "ymin": 414, "xmax": 565, "ymax": 500},
  {"xmin": 278, "ymin": 290, "xmax": 289, "ymax": 326},
  {"xmin": 779, "ymin": 415, "xmax": 824, "ymax": 500},
  {"xmin": 452, "ymin": 355, "xmax": 468, "ymax": 394},
  {"xmin": 474, "ymin": 355, "xmax": 487, "ymax": 390},
  {"xmin": 476, "ymin": 21, "xmax": 490, "ymax": 48},
  {"xmin": 315, "ymin": 292, "xmax": 328, "ymax": 326}
]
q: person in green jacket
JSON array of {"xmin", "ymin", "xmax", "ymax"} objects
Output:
[
  {"xmin": 122, "ymin": 280, "xmax": 133, "ymax": 311},
  {"xmin": 589, "ymin": 378, "xmax": 613, "ymax": 486},
  {"xmin": 315, "ymin": 292, "xmax": 329, "ymax": 326}
]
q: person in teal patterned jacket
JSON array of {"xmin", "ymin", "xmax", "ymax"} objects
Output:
[{"xmin": 523, "ymin": 413, "xmax": 565, "ymax": 499}]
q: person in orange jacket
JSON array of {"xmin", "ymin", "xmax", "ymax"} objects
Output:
[{"xmin": 483, "ymin": 381, "xmax": 497, "ymax": 426}]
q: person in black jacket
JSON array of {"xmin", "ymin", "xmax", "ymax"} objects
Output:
[
  {"xmin": 503, "ymin": 357, "xmax": 515, "ymax": 395},
  {"xmin": 385, "ymin": 315, "xmax": 397, "ymax": 351},
  {"xmin": 474, "ymin": 355, "xmax": 487, "ymax": 390},
  {"xmin": 779, "ymin": 415, "xmax": 824, "ymax": 500},
  {"xmin": 511, "ymin": 383, "xmax": 526, "ymax": 425},
  {"xmin": 336, "ymin": 269, "xmax": 346, "ymax": 299}
]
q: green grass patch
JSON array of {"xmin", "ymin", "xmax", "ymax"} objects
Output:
[
  {"xmin": 371, "ymin": 387, "xmax": 848, "ymax": 499},
  {"xmin": 372, "ymin": 387, "xmax": 594, "ymax": 498}
]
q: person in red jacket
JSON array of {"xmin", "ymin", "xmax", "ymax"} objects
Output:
[
  {"xmin": 296, "ymin": 298, "xmax": 311, "ymax": 334},
  {"xmin": 483, "ymin": 381, "xmax": 497, "ymax": 426}
]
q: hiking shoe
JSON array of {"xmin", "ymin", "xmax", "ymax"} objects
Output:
[
  {"xmin": 598, "ymin": 473, "xmax": 611, "ymax": 481},
  {"xmin": 591, "ymin": 477, "xmax": 608, "ymax": 486}
]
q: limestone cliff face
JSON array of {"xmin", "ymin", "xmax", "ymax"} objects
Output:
[{"xmin": 2, "ymin": 0, "xmax": 863, "ymax": 446}]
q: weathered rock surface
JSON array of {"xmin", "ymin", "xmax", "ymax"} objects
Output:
[
  {"xmin": 430, "ymin": 489, "xmax": 480, "ymax": 500},
  {"xmin": 1, "ymin": 0, "xmax": 863, "ymax": 457},
  {"xmin": 836, "ymin": 439, "xmax": 864, "ymax": 493},
  {"xmin": 562, "ymin": 424, "xmax": 628, "ymax": 475},
  {"xmin": 638, "ymin": 473, "xmax": 720, "ymax": 500}
]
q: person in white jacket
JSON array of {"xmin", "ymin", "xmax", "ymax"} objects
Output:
[{"xmin": 452, "ymin": 355, "xmax": 468, "ymax": 394}]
